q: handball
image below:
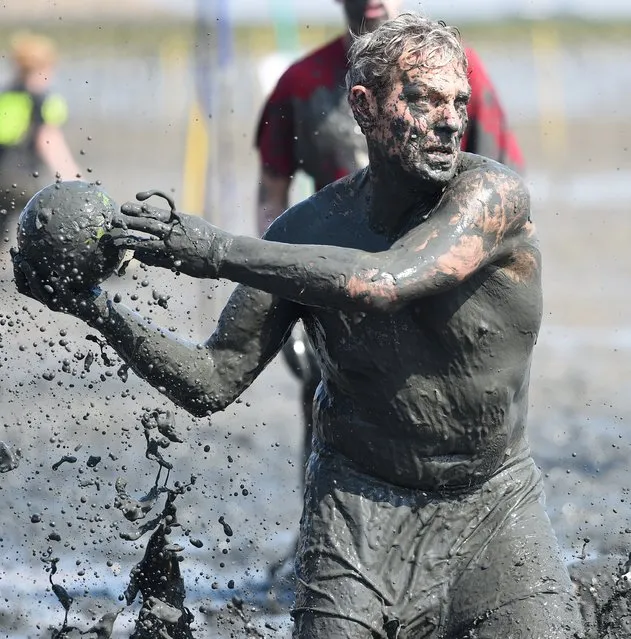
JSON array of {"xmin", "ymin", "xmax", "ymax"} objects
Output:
[{"xmin": 17, "ymin": 180, "xmax": 125, "ymax": 290}]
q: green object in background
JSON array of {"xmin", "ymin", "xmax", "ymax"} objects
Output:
[
  {"xmin": 0, "ymin": 91, "xmax": 68, "ymax": 147},
  {"xmin": 41, "ymin": 93, "xmax": 68, "ymax": 127},
  {"xmin": 269, "ymin": 0, "xmax": 301, "ymax": 52},
  {"xmin": 0, "ymin": 91, "xmax": 33, "ymax": 145}
]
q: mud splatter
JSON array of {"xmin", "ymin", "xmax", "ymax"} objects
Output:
[
  {"xmin": 201, "ymin": 596, "xmax": 270, "ymax": 638},
  {"xmin": 125, "ymin": 490, "xmax": 195, "ymax": 639},
  {"xmin": 571, "ymin": 554, "xmax": 631, "ymax": 638},
  {"xmin": 52, "ymin": 455, "xmax": 78, "ymax": 471},
  {"xmin": 0, "ymin": 440, "xmax": 20, "ymax": 472},
  {"xmin": 44, "ymin": 408, "xmax": 199, "ymax": 638}
]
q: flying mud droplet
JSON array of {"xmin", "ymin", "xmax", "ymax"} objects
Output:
[
  {"xmin": 52, "ymin": 455, "xmax": 78, "ymax": 471},
  {"xmin": 86, "ymin": 455, "xmax": 102, "ymax": 468},
  {"xmin": 114, "ymin": 478, "xmax": 162, "ymax": 522},
  {"xmin": 124, "ymin": 487, "xmax": 196, "ymax": 638},
  {"xmin": 218, "ymin": 515, "xmax": 234, "ymax": 537}
]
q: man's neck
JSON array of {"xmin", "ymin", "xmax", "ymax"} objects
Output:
[{"xmin": 366, "ymin": 154, "xmax": 446, "ymax": 238}]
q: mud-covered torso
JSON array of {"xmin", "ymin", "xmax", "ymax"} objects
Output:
[{"xmin": 285, "ymin": 159, "xmax": 542, "ymax": 490}]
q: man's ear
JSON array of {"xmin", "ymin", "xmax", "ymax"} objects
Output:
[{"xmin": 349, "ymin": 85, "xmax": 378, "ymax": 133}]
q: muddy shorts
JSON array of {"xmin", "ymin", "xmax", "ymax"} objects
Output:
[{"xmin": 292, "ymin": 442, "xmax": 584, "ymax": 639}]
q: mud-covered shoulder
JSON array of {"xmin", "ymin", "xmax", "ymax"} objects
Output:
[
  {"xmin": 263, "ymin": 168, "xmax": 369, "ymax": 245},
  {"xmin": 456, "ymin": 151, "xmax": 523, "ymax": 180},
  {"xmin": 453, "ymin": 151, "xmax": 532, "ymax": 237},
  {"xmin": 450, "ymin": 153, "xmax": 538, "ymax": 285}
]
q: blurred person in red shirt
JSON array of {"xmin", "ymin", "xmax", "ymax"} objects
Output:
[{"xmin": 254, "ymin": 0, "xmax": 524, "ymax": 569}]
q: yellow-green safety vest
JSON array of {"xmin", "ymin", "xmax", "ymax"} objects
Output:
[{"xmin": 0, "ymin": 90, "xmax": 67, "ymax": 147}]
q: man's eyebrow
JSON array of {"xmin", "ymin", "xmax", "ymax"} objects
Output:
[
  {"xmin": 401, "ymin": 82, "xmax": 424, "ymax": 92},
  {"xmin": 401, "ymin": 77, "xmax": 427, "ymax": 88}
]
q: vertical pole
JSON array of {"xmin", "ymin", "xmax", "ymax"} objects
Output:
[
  {"xmin": 531, "ymin": 20, "xmax": 567, "ymax": 165},
  {"xmin": 187, "ymin": 0, "xmax": 216, "ymax": 331},
  {"xmin": 182, "ymin": 0, "xmax": 213, "ymax": 217}
]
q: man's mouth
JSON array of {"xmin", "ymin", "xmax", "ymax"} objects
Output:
[
  {"xmin": 364, "ymin": 2, "xmax": 387, "ymax": 20},
  {"xmin": 423, "ymin": 146, "xmax": 457, "ymax": 167},
  {"xmin": 424, "ymin": 146, "xmax": 455, "ymax": 156}
]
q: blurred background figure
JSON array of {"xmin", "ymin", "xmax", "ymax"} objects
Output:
[
  {"xmin": 254, "ymin": 0, "xmax": 525, "ymax": 579},
  {"xmin": 0, "ymin": 31, "xmax": 80, "ymax": 247}
]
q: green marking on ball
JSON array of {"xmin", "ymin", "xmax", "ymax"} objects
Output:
[{"xmin": 88, "ymin": 226, "xmax": 107, "ymax": 244}]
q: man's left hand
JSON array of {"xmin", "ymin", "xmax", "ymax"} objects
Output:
[{"xmin": 114, "ymin": 200, "xmax": 231, "ymax": 279}]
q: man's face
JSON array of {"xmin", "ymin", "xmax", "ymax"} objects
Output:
[
  {"xmin": 364, "ymin": 54, "xmax": 470, "ymax": 183},
  {"xmin": 337, "ymin": 0, "xmax": 403, "ymax": 34}
]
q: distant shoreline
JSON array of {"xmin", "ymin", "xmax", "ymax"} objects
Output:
[{"xmin": 0, "ymin": 18, "xmax": 630, "ymax": 56}]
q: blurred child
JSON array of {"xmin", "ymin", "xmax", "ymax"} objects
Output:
[{"xmin": 0, "ymin": 31, "xmax": 80, "ymax": 244}]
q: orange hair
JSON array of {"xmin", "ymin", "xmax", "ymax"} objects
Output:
[{"xmin": 10, "ymin": 31, "xmax": 58, "ymax": 74}]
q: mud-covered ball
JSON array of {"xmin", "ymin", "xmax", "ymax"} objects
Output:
[{"xmin": 17, "ymin": 180, "xmax": 126, "ymax": 290}]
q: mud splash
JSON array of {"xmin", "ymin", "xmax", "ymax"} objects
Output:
[
  {"xmin": 571, "ymin": 554, "xmax": 631, "ymax": 638},
  {"xmin": 45, "ymin": 408, "xmax": 197, "ymax": 638},
  {"xmin": 0, "ymin": 440, "xmax": 20, "ymax": 473}
]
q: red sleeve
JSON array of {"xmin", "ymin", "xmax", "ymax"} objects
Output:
[
  {"xmin": 255, "ymin": 67, "xmax": 297, "ymax": 178},
  {"xmin": 463, "ymin": 47, "xmax": 525, "ymax": 173}
]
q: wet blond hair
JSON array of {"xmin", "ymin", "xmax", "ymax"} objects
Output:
[
  {"xmin": 346, "ymin": 13, "xmax": 467, "ymax": 103},
  {"xmin": 10, "ymin": 31, "xmax": 58, "ymax": 74}
]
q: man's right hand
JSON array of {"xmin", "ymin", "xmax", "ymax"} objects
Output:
[
  {"xmin": 11, "ymin": 247, "xmax": 104, "ymax": 322},
  {"xmin": 114, "ymin": 196, "xmax": 232, "ymax": 280}
]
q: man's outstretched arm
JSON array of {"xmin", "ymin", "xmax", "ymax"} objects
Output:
[
  {"xmin": 119, "ymin": 165, "xmax": 533, "ymax": 315},
  {"xmin": 14, "ymin": 255, "xmax": 298, "ymax": 417},
  {"xmin": 96, "ymin": 286, "xmax": 296, "ymax": 416}
]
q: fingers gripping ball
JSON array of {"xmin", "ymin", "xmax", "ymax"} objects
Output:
[{"xmin": 17, "ymin": 181, "xmax": 126, "ymax": 290}]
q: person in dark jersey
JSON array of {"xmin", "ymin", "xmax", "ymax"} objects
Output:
[
  {"xmin": 14, "ymin": 13, "xmax": 584, "ymax": 638},
  {"xmin": 255, "ymin": 0, "xmax": 525, "ymax": 501},
  {"xmin": 0, "ymin": 31, "xmax": 80, "ymax": 246}
]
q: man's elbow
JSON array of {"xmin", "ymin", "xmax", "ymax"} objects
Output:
[
  {"xmin": 164, "ymin": 376, "xmax": 228, "ymax": 418},
  {"xmin": 348, "ymin": 273, "xmax": 461, "ymax": 312},
  {"xmin": 346, "ymin": 272, "xmax": 406, "ymax": 314},
  {"xmin": 184, "ymin": 399, "xmax": 215, "ymax": 419},
  {"xmin": 178, "ymin": 391, "xmax": 223, "ymax": 419}
]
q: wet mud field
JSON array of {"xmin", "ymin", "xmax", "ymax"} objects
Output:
[{"xmin": 0, "ymin": 86, "xmax": 630, "ymax": 636}]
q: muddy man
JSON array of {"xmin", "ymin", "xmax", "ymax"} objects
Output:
[{"xmin": 14, "ymin": 14, "xmax": 584, "ymax": 639}]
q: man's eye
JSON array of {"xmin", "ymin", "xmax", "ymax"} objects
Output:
[{"xmin": 403, "ymin": 91, "xmax": 424, "ymax": 103}]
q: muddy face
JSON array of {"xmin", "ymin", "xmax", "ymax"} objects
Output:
[{"xmin": 365, "ymin": 53, "xmax": 470, "ymax": 184}]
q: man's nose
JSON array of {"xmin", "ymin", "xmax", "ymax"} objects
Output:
[{"xmin": 436, "ymin": 103, "xmax": 462, "ymax": 133}]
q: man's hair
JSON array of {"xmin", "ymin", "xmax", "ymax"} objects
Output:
[{"xmin": 346, "ymin": 13, "xmax": 467, "ymax": 103}]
